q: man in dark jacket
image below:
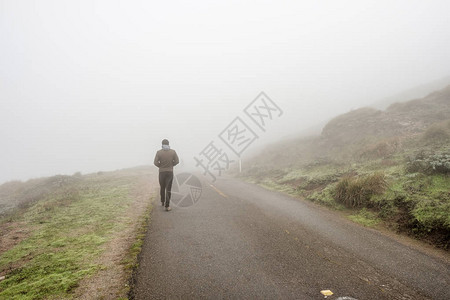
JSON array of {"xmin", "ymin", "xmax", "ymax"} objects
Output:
[{"xmin": 154, "ymin": 139, "xmax": 179, "ymax": 211}]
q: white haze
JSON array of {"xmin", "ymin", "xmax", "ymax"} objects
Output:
[{"xmin": 1, "ymin": 0, "xmax": 450, "ymax": 183}]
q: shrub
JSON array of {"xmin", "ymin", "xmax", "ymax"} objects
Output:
[
  {"xmin": 406, "ymin": 151, "xmax": 450, "ymax": 174},
  {"xmin": 412, "ymin": 199, "xmax": 450, "ymax": 232},
  {"xmin": 334, "ymin": 173, "xmax": 387, "ymax": 207}
]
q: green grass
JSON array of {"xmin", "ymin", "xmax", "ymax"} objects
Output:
[
  {"xmin": 348, "ymin": 208, "xmax": 380, "ymax": 227},
  {"xmin": 307, "ymin": 184, "xmax": 345, "ymax": 210},
  {"xmin": 260, "ymin": 179, "xmax": 294, "ymax": 194},
  {"xmin": 407, "ymin": 174, "xmax": 450, "ymax": 231},
  {"xmin": 121, "ymin": 202, "xmax": 153, "ymax": 298},
  {"xmin": 0, "ymin": 171, "xmax": 150, "ymax": 299},
  {"xmin": 122, "ymin": 204, "xmax": 152, "ymax": 271}
]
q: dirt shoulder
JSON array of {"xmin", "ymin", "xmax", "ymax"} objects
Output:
[{"xmin": 74, "ymin": 174, "xmax": 156, "ymax": 299}]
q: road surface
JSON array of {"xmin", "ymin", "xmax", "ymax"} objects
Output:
[{"xmin": 133, "ymin": 176, "xmax": 449, "ymax": 299}]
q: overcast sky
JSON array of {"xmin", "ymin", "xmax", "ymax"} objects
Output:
[{"xmin": 1, "ymin": 0, "xmax": 450, "ymax": 183}]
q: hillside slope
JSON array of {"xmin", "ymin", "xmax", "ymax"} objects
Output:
[
  {"xmin": 371, "ymin": 75, "xmax": 450, "ymax": 109},
  {"xmin": 324, "ymin": 85, "xmax": 450, "ymax": 141},
  {"xmin": 0, "ymin": 167, "xmax": 155, "ymax": 299},
  {"xmin": 240, "ymin": 85, "xmax": 450, "ymax": 249}
]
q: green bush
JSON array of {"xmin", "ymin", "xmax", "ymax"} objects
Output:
[
  {"xmin": 412, "ymin": 199, "xmax": 450, "ymax": 232},
  {"xmin": 406, "ymin": 151, "xmax": 450, "ymax": 174},
  {"xmin": 334, "ymin": 173, "xmax": 387, "ymax": 207},
  {"xmin": 369, "ymin": 190, "xmax": 399, "ymax": 219}
]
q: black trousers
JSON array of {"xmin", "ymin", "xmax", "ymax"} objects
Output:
[{"xmin": 159, "ymin": 171, "xmax": 174, "ymax": 207}]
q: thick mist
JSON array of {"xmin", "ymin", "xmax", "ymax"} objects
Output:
[{"xmin": 1, "ymin": 0, "xmax": 450, "ymax": 183}]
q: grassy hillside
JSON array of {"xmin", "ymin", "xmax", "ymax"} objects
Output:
[
  {"xmin": 0, "ymin": 167, "xmax": 155, "ymax": 299},
  {"xmin": 239, "ymin": 85, "xmax": 450, "ymax": 249}
]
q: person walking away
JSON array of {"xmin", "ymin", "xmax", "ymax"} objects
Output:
[{"xmin": 154, "ymin": 139, "xmax": 179, "ymax": 211}]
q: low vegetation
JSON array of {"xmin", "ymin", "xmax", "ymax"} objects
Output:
[
  {"xmin": 334, "ymin": 173, "xmax": 387, "ymax": 208},
  {"xmin": 0, "ymin": 167, "xmax": 154, "ymax": 299},
  {"xmin": 239, "ymin": 85, "xmax": 450, "ymax": 249}
]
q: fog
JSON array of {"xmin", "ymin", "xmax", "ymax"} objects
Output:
[{"xmin": 1, "ymin": 0, "xmax": 450, "ymax": 183}]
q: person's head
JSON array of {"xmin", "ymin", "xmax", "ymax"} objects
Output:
[{"xmin": 161, "ymin": 139, "xmax": 170, "ymax": 150}]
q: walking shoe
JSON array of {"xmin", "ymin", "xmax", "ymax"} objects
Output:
[{"xmin": 165, "ymin": 207, "xmax": 171, "ymax": 211}]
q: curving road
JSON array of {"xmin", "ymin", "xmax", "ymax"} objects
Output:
[{"xmin": 133, "ymin": 176, "xmax": 449, "ymax": 299}]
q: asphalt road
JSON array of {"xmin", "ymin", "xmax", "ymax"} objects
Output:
[{"xmin": 133, "ymin": 176, "xmax": 449, "ymax": 299}]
